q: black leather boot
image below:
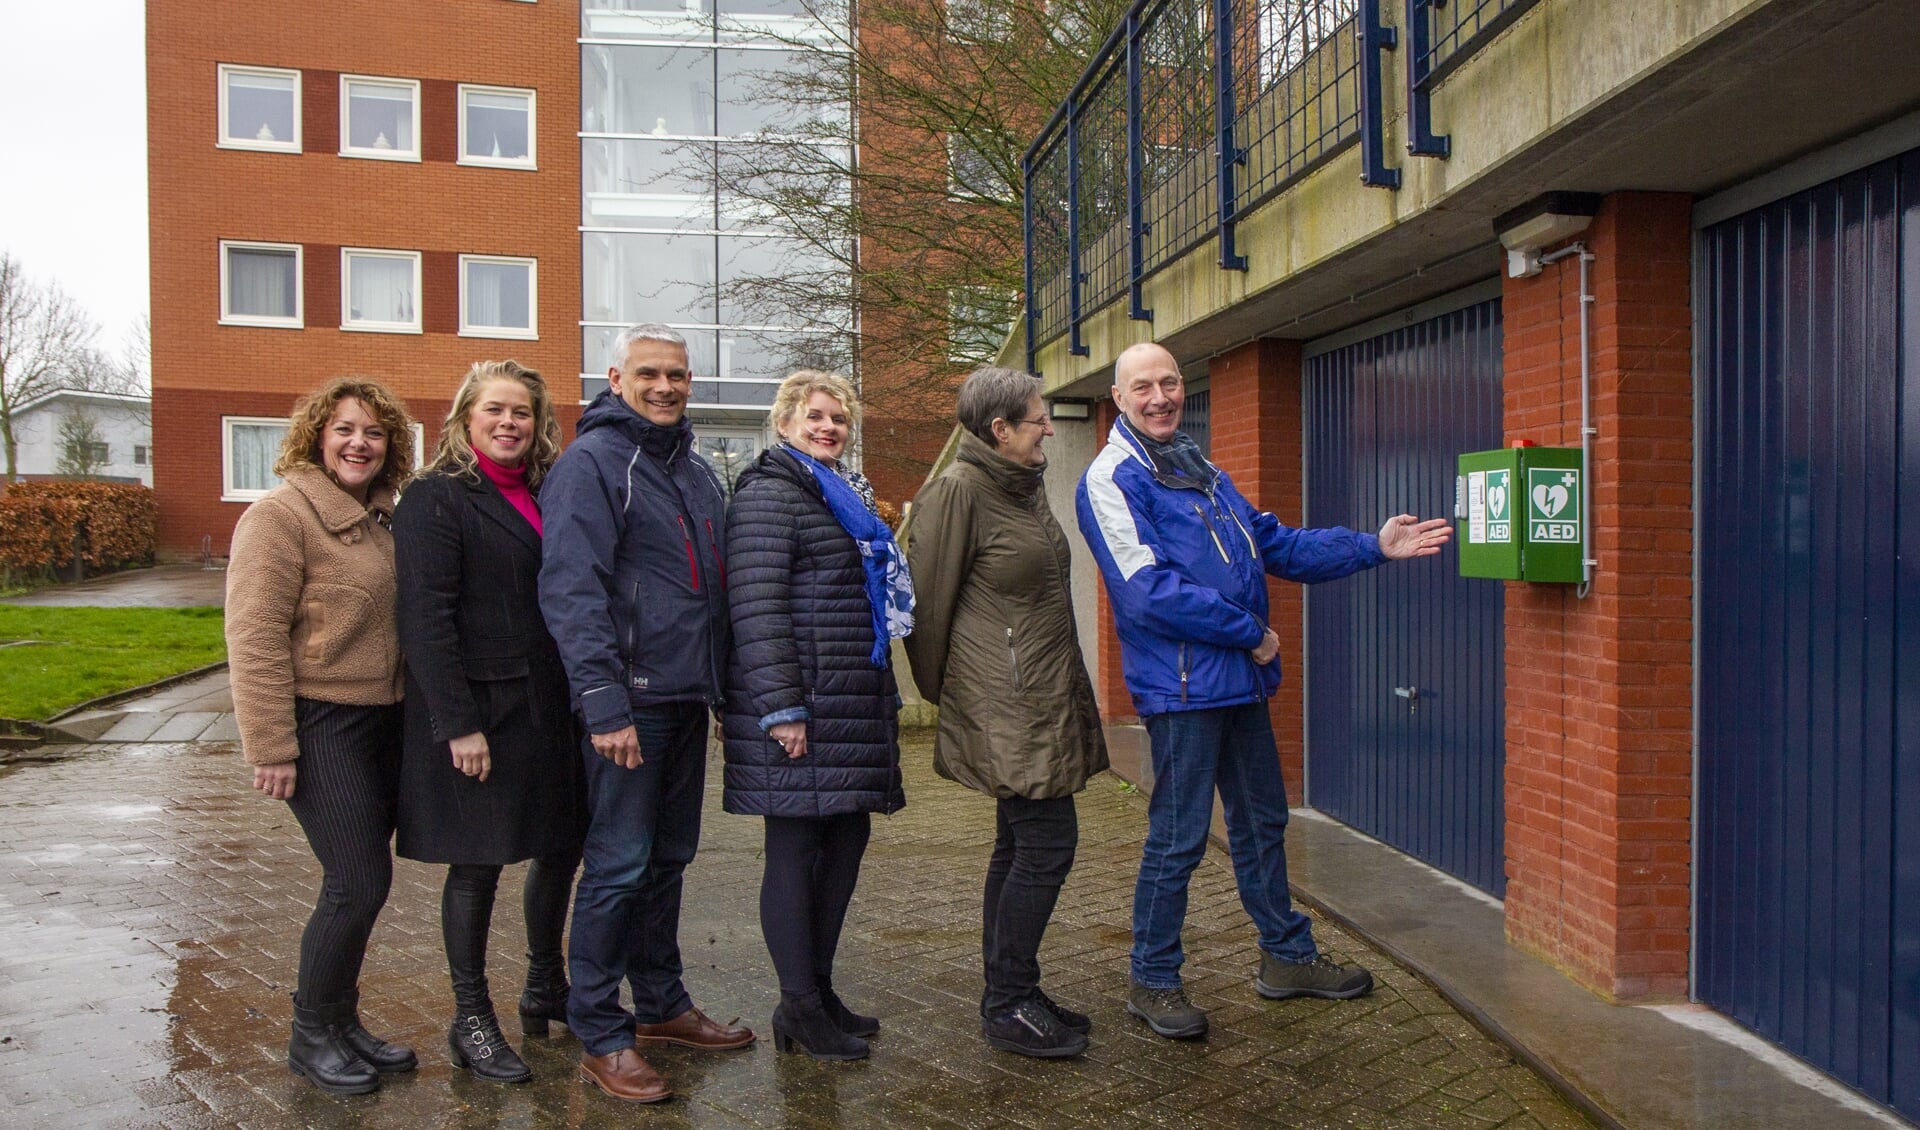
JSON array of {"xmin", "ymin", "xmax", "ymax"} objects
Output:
[
  {"xmin": 288, "ymin": 997, "xmax": 380, "ymax": 1095},
  {"xmin": 817, "ymin": 976, "xmax": 879, "ymax": 1038},
  {"xmin": 339, "ymin": 987, "xmax": 418, "ymax": 1073},
  {"xmin": 770, "ymin": 991, "xmax": 869, "ymax": 1061},
  {"xmin": 444, "ymin": 866, "xmax": 531, "ymax": 1084},
  {"xmin": 518, "ymin": 950, "xmax": 569, "ymax": 1037},
  {"xmin": 449, "ymin": 1003, "xmax": 533, "ymax": 1084}
]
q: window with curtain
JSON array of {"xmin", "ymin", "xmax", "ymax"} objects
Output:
[
  {"xmin": 461, "ymin": 86, "xmax": 534, "ymax": 166},
  {"xmin": 462, "ymin": 256, "xmax": 536, "ymax": 337},
  {"xmin": 342, "ymin": 77, "xmax": 419, "ymax": 158},
  {"xmin": 343, "ymin": 250, "xmax": 420, "ymax": 331},
  {"xmin": 219, "ymin": 65, "xmax": 299, "ymax": 151},
  {"xmin": 224, "ymin": 418, "xmax": 289, "ymax": 499},
  {"xmin": 221, "ymin": 242, "xmax": 301, "ymax": 326}
]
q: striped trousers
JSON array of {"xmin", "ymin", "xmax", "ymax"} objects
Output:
[{"xmin": 284, "ymin": 698, "xmax": 403, "ymax": 1009}]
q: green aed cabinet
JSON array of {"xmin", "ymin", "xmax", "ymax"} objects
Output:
[{"xmin": 1455, "ymin": 447, "xmax": 1584, "ymax": 582}]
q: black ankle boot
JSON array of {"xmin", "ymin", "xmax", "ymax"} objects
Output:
[
  {"xmin": 449, "ymin": 1002, "xmax": 533, "ymax": 1084},
  {"xmin": 288, "ymin": 997, "xmax": 380, "ymax": 1095},
  {"xmin": 339, "ymin": 988, "xmax": 417, "ymax": 1073},
  {"xmin": 817, "ymin": 977, "xmax": 879, "ymax": 1038},
  {"xmin": 518, "ymin": 951, "xmax": 569, "ymax": 1037},
  {"xmin": 770, "ymin": 991, "xmax": 869, "ymax": 1061}
]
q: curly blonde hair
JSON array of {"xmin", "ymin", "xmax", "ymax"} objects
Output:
[
  {"xmin": 770, "ymin": 369, "xmax": 861, "ymax": 439},
  {"xmin": 426, "ymin": 360, "xmax": 563, "ymax": 488},
  {"xmin": 274, "ymin": 376, "xmax": 415, "ymax": 494}
]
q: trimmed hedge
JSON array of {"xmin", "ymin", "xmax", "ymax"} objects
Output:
[{"xmin": 0, "ymin": 481, "xmax": 158, "ymax": 574}]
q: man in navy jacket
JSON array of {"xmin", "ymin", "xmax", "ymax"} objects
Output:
[
  {"xmin": 539, "ymin": 324, "xmax": 753, "ymax": 1102},
  {"xmin": 1076, "ymin": 341, "xmax": 1451, "ymax": 1040}
]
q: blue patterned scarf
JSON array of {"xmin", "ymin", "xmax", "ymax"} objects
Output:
[{"xmin": 786, "ymin": 446, "xmax": 915, "ymax": 667}]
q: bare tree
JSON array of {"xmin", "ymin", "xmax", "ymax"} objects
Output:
[
  {"xmin": 705, "ymin": 0, "xmax": 1133, "ymax": 492},
  {"xmin": 55, "ymin": 409, "xmax": 109, "ymax": 479},
  {"xmin": 0, "ymin": 252, "xmax": 103, "ymax": 481}
]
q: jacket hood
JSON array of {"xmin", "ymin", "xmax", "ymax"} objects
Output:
[
  {"xmin": 736, "ymin": 444, "xmax": 823, "ymax": 499},
  {"xmin": 955, "ymin": 430, "xmax": 1044, "ymax": 500},
  {"xmin": 284, "ymin": 464, "xmax": 394, "ymax": 534},
  {"xmin": 576, "ymin": 387, "xmax": 693, "ymax": 456}
]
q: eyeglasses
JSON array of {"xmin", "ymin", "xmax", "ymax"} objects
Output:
[{"xmin": 1009, "ymin": 416, "xmax": 1052, "ymax": 429}]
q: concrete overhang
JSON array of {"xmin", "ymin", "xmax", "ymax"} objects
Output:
[{"xmin": 1025, "ymin": 0, "xmax": 1920, "ymax": 394}]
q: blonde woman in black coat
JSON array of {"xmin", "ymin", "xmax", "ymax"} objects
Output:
[
  {"xmin": 721, "ymin": 370, "xmax": 912, "ymax": 1061},
  {"xmin": 394, "ymin": 361, "xmax": 584, "ymax": 1084}
]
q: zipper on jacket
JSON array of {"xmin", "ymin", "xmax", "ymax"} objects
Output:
[
  {"xmin": 1192, "ymin": 503, "xmax": 1231, "ymax": 564},
  {"xmin": 676, "ymin": 515, "xmax": 701, "ymax": 590},
  {"xmin": 704, "ymin": 517, "xmax": 726, "ymax": 591},
  {"xmin": 1006, "ymin": 627, "xmax": 1024, "ymax": 693},
  {"xmin": 1179, "ymin": 643, "xmax": 1189, "ymax": 703}
]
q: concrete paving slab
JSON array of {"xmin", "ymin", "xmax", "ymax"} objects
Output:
[
  {"xmin": 95, "ymin": 712, "xmax": 169, "ymax": 742},
  {"xmin": 0, "ymin": 732, "xmax": 1592, "ymax": 1129},
  {"xmin": 3, "ymin": 563, "xmax": 227, "ymax": 608},
  {"xmin": 148, "ymin": 712, "xmax": 223, "ymax": 743},
  {"xmin": 198, "ymin": 714, "xmax": 240, "ymax": 743},
  {"xmin": 1280, "ymin": 808, "xmax": 1912, "ymax": 1129}
]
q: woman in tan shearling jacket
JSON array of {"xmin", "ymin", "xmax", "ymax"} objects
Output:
[
  {"xmin": 226, "ymin": 376, "xmax": 416, "ymax": 1096},
  {"xmin": 904, "ymin": 367, "xmax": 1108, "ymax": 1060}
]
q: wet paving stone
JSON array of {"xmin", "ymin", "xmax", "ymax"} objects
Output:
[{"xmin": 0, "ymin": 732, "xmax": 1595, "ymax": 1129}]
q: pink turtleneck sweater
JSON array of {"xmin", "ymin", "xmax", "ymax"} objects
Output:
[{"xmin": 476, "ymin": 450, "xmax": 541, "ymax": 536}]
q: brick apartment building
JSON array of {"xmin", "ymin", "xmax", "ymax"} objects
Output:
[
  {"xmin": 148, "ymin": 0, "xmax": 581, "ymax": 555},
  {"xmin": 147, "ymin": 0, "xmax": 989, "ymax": 555}
]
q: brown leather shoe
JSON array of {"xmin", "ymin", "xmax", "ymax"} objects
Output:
[
  {"xmin": 633, "ymin": 1006, "xmax": 756, "ymax": 1050},
  {"xmin": 578, "ymin": 1047, "xmax": 672, "ymax": 1103}
]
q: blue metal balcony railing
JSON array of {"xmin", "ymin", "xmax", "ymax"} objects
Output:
[
  {"xmin": 1406, "ymin": 0, "xmax": 1543, "ymax": 157},
  {"xmin": 1024, "ymin": 0, "xmax": 1538, "ymax": 371},
  {"xmin": 1024, "ymin": 0, "xmax": 1396, "ymax": 371}
]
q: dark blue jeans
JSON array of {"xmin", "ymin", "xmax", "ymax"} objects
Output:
[
  {"xmin": 1132, "ymin": 702, "xmax": 1317, "ymax": 988},
  {"xmin": 566, "ymin": 701, "xmax": 707, "ymax": 1056},
  {"xmin": 981, "ymin": 795, "xmax": 1078, "ymax": 1015}
]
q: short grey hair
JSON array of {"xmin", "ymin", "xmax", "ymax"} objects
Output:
[
  {"xmin": 610, "ymin": 323, "xmax": 689, "ymax": 369},
  {"xmin": 956, "ymin": 367, "xmax": 1044, "ymax": 446}
]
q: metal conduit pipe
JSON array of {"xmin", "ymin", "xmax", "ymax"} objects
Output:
[{"xmin": 1539, "ymin": 241, "xmax": 1596, "ymax": 598}]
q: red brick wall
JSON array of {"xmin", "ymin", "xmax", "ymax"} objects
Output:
[
  {"xmin": 1501, "ymin": 192, "xmax": 1694, "ymax": 1000},
  {"xmin": 1207, "ymin": 339, "xmax": 1306, "ymax": 790},
  {"xmin": 148, "ymin": 0, "xmax": 581, "ymax": 554}
]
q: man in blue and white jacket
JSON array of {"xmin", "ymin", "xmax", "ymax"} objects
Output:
[{"xmin": 1076, "ymin": 341, "xmax": 1451, "ymax": 1040}]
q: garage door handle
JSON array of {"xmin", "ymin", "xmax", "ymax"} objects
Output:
[{"xmin": 1395, "ymin": 685, "xmax": 1421, "ymax": 714}]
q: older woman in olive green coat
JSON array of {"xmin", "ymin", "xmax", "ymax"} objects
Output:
[{"xmin": 905, "ymin": 367, "xmax": 1108, "ymax": 1060}]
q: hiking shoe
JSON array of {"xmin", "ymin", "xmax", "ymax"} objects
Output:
[
  {"xmin": 982, "ymin": 999, "xmax": 1089, "ymax": 1058},
  {"xmin": 1125, "ymin": 982, "xmax": 1208, "ymax": 1039},
  {"xmin": 1033, "ymin": 988, "xmax": 1091, "ymax": 1034},
  {"xmin": 1255, "ymin": 953, "xmax": 1374, "ymax": 1000}
]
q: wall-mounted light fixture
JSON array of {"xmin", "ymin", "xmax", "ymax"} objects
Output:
[
  {"xmin": 1047, "ymin": 398, "xmax": 1093, "ymax": 420},
  {"xmin": 1495, "ymin": 191, "xmax": 1601, "ymax": 278}
]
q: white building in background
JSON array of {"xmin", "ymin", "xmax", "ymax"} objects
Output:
[{"xmin": 7, "ymin": 389, "xmax": 154, "ymax": 487}]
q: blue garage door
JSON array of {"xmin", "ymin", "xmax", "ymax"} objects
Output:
[
  {"xmin": 1304, "ymin": 297, "xmax": 1507, "ymax": 895},
  {"xmin": 1697, "ymin": 149, "xmax": 1920, "ymax": 1120}
]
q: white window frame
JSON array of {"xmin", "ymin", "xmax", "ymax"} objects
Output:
[
  {"xmin": 221, "ymin": 416, "xmax": 291, "ymax": 502},
  {"xmin": 340, "ymin": 248, "xmax": 424, "ymax": 334},
  {"xmin": 946, "ymin": 134, "xmax": 1011, "ymax": 201},
  {"xmin": 410, "ymin": 421, "xmax": 427, "ymax": 469},
  {"xmin": 219, "ymin": 240, "xmax": 304, "ymax": 329},
  {"xmin": 133, "ymin": 445, "xmax": 150, "ymax": 466},
  {"xmin": 217, "ymin": 64, "xmax": 301, "ymax": 153},
  {"xmin": 459, "ymin": 255, "xmax": 538, "ymax": 339},
  {"xmin": 339, "ymin": 75, "xmax": 422, "ymax": 162},
  {"xmin": 458, "ymin": 84, "xmax": 537, "ymax": 170}
]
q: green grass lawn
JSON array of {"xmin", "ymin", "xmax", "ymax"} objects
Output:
[{"xmin": 0, "ymin": 606, "xmax": 227, "ymax": 721}]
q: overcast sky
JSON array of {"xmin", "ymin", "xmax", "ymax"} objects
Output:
[{"xmin": 0, "ymin": 2, "xmax": 148, "ymax": 353}]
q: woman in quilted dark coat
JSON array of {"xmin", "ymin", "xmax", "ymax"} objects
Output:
[{"xmin": 722, "ymin": 370, "xmax": 911, "ymax": 1062}]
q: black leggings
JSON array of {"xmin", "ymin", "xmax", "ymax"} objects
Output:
[
  {"xmin": 760, "ymin": 813, "xmax": 872, "ymax": 998},
  {"xmin": 982, "ymin": 795, "xmax": 1078, "ymax": 1015},
  {"xmin": 442, "ymin": 851, "xmax": 582, "ymax": 1006},
  {"xmin": 283, "ymin": 699, "xmax": 403, "ymax": 1010}
]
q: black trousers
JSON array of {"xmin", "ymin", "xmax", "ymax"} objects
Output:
[
  {"xmin": 760, "ymin": 813, "xmax": 872, "ymax": 997},
  {"xmin": 981, "ymin": 795, "xmax": 1078, "ymax": 1015},
  {"xmin": 283, "ymin": 698, "xmax": 403, "ymax": 1010},
  {"xmin": 442, "ymin": 850, "xmax": 582, "ymax": 1008}
]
